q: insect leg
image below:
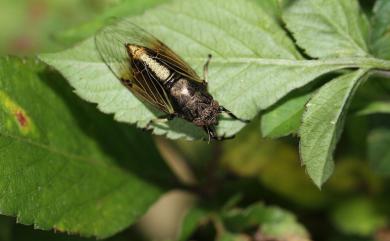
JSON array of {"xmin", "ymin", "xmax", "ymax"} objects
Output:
[
  {"xmin": 203, "ymin": 54, "xmax": 212, "ymax": 85},
  {"xmin": 203, "ymin": 126, "xmax": 211, "ymax": 143},
  {"xmin": 219, "ymin": 106, "xmax": 250, "ymax": 123},
  {"xmin": 144, "ymin": 114, "xmax": 176, "ymax": 131},
  {"xmin": 203, "ymin": 125, "xmax": 235, "ymax": 142}
]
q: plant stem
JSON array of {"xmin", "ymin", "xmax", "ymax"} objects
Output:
[
  {"xmin": 374, "ymin": 70, "xmax": 390, "ymax": 79},
  {"xmin": 189, "ymin": 57, "xmax": 390, "ymax": 71},
  {"xmin": 356, "ymin": 58, "xmax": 390, "ymax": 70},
  {"xmin": 154, "ymin": 137, "xmax": 198, "ymax": 186}
]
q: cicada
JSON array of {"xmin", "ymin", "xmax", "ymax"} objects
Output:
[{"xmin": 95, "ymin": 20, "xmax": 248, "ymax": 141}]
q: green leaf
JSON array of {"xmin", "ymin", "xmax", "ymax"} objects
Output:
[
  {"xmin": 356, "ymin": 101, "xmax": 390, "ymax": 115},
  {"xmin": 284, "ymin": 0, "xmax": 370, "ymax": 58},
  {"xmin": 0, "ymin": 214, "xmax": 137, "ymax": 241},
  {"xmin": 367, "ymin": 128, "xmax": 390, "ymax": 177},
  {"xmin": 0, "ymin": 57, "xmax": 174, "ymax": 238},
  {"xmin": 253, "ymin": 0, "xmax": 282, "ymax": 19},
  {"xmin": 54, "ymin": 0, "xmax": 172, "ymax": 45},
  {"xmin": 299, "ymin": 70, "xmax": 369, "ymax": 188},
  {"xmin": 254, "ymin": 0, "xmax": 295, "ymax": 19},
  {"xmin": 283, "ymin": 0, "xmax": 390, "ymax": 187},
  {"xmin": 261, "ymin": 92, "xmax": 312, "ymax": 138},
  {"xmin": 39, "ymin": 0, "xmax": 386, "ymax": 140},
  {"xmin": 177, "ymin": 207, "xmax": 208, "ymax": 241},
  {"xmin": 330, "ymin": 198, "xmax": 387, "ymax": 236},
  {"xmin": 371, "ymin": 0, "xmax": 390, "ymax": 59},
  {"xmin": 222, "ymin": 203, "xmax": 310, "ymax": 241}
]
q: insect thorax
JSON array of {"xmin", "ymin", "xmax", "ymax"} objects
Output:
[{"xmin": 170, "ymin": 78, "xmax": 220, "ymax": 126}]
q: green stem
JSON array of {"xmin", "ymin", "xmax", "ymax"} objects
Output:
[
  {"xmin": 374, "ymin": 70, "xmax": 390, "ymax": 79},
  {"xmin": 355, "ymin": 57, "xmax": 390, "ymax": 70}
]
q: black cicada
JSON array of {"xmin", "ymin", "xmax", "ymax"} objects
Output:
[{"xmin": 95, "ymin": 20, "xmax": 248, "ymax": 141}]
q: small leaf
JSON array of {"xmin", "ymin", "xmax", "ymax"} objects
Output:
[
  {"xmin": 177, "ymin": 207, "xmax": 208, "ymax": 241},
  {"xmin": 0, "ymin": 57, "xmax": 174, "ymax": 238},
  {"xmin": 299, "ymin": 70, "xmax": 368, "ymax": 188},
  {"xmin": 284, "ymin": 0, "xmax": 370, "ymax": 58},
  {"xmin": 222, "ymin": 203, "xmax": 311, "ymax": 241},
  {"xmin": 261, "ymin": 92, "xmax": 312, "ymax": 138},
  {"xmin": 367, "ymin": 128, "xmax": 390, "ymax": 177},
  {"xmin": 40, "ymin": 0, "xmax": 363, "ymax": 140},
  {"xmin": 371, "ymin": 0, "xmax": 390, "ymax": 60}
]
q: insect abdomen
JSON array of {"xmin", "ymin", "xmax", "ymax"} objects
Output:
[{"xmin": 127, "ymin": 44, "xmax": 172, "ymax": 82}]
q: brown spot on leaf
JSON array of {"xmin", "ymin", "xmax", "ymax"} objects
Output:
[
  {"xmin": 15, "ymin": 110, "xmax": 28, "ymax": 127},
  {"xmin": 0, "ymin": 90, "xmax": 37, "ymax": 136}
]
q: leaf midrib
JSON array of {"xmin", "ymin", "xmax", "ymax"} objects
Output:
[
  {"xmin": 48, "ymin": 56, "xmax": 390, "ymax": 69},
  {"xmin": 302, "ymin": 86, "xmax": 351, "ymax": 159},
  {"xmin": 302, "ymin": 70, "xmax": 368, "ymax": 185}
]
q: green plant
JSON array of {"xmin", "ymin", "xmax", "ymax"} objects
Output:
[{"xmin": 1, "ymin": 0, "xmax": 390, "ymax": 240}]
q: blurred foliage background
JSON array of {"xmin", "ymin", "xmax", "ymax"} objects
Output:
[
  {"xmin": 0, "ymin": 0, "xmax": 171, "ymax": 54},
  {"xmin": 1, "ymin": 0, "xmax": 390, "ymax": 241}
]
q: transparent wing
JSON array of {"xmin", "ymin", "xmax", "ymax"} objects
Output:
[
  {"xmin": 95, "ymin": 19, "xmax": 175, "ymax": 114},
  {"xmin": 96, "ymin": 19, "xmax": 204, "ymax": 82},
  {"xmin": 153, "ymin": 40, "xmax": 204, "ymax": 83}
]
